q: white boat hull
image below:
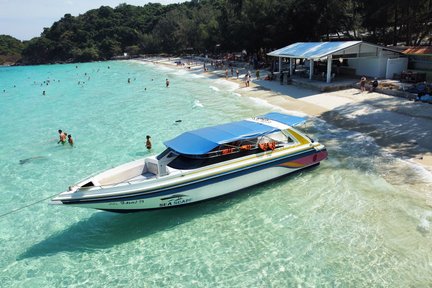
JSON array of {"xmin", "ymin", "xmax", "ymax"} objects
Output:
[{"xmin": 53, "ymin": 149, "xmax": 327, "ymax": 212}]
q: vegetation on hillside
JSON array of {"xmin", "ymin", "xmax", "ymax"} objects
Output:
[
  {"xmin": 4, "ymin": 0, "xmax": 432, "ymax": 65},
  {"xmin": 0, "ymin": 35, "xmax": 24, "ymax": 65}
]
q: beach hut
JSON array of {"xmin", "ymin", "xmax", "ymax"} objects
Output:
[
  {"xmin": 268, "ymin": 41, "xmax": 407, "ymax": 83},
  {"xmin": 401, "ymin": 46, "xmax": 432, "ymax": 82}
]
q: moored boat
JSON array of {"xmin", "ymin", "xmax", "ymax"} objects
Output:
[{"xmin": 51, "ymin": 112, "xmax": 327, "ymax": 212}]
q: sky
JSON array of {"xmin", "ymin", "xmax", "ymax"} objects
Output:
[{"xmin": 0, "ymin": 0, "xmax": 183, "ymax": 41}]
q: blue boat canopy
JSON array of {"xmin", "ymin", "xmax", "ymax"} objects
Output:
[
  {"xmin": 262, "ymin": 112, "xmax": 306, "ymax": 126},
  {"xmin": 164, "ymin": 113, "xmax": 306, "ymax": 155}
]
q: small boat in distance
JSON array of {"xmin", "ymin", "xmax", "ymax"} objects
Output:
[{"xmin": 51, "ymin": 113, "xmax": 328, "ymax": 212}]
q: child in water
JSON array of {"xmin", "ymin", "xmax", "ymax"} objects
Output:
[
  {"xmin": 68, "ymin": 134, "xmax": 74, "ymax": 146},
  {"xmin": 146, "ymin": 135, "xmax": 152, "ymax": 150}
]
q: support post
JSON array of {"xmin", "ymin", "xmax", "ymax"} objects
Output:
[
  {"xmin": 289, "ymin": 58, "xmax": 293, "ymax": 76},
  {"xmin": 326, "ymin": 55, "xmax": 332, "ymax": 83},
  {"xmin": 278, "ymin": 57, "xmax": 282, "ymax": 72},
  {"xmin": 309, "ymin": 59, "xmax": 314, "ymax": 80}
]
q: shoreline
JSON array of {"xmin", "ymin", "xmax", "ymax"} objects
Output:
[{"xmin": 137, "ymin": 57, "xmax": 432, "ymax": 175}]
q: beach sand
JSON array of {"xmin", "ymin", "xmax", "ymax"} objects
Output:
[{"xmin": 139, "ymin": 57, "xmax": 432, "ymax": 174}]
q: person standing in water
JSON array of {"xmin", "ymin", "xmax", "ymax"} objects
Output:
[
  {"xmin": 68, "ymin": 134, "xmax": 74, "ymax": 146},
  {"xmin": 146, "ymin": 135, "xmax": 152, "ymax": 150},
  {"xmin": 58, "ymin": 130, "xmax": 66, "ymax": 144},
  {"xmin": 166, "ymin": 78, "xmax": 170, "ymax": 88}
]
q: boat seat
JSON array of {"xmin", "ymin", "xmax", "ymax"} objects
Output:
[{"xmin": 128, "ymin": 172, "xmax": 156, "ymax": 182}]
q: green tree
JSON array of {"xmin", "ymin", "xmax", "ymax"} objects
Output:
[{"xmin": 0, "ymin": 35, "xmax": 24, "ymax": 64}]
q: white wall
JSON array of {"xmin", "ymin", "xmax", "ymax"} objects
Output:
[
  {"xmin": 386, "ymin": 58, "xmax": 408, "ymax": 79},
  {"xmin": 348, "ymin": 58, "xmax": 382, "ymax": 77},
  {"xmin": 348, "ymin": 56, "xmax": 407, "ymax": 78}
]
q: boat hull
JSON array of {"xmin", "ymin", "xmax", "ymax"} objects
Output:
[{"xmin": 55, "ymin": 149, "xmax": 327, "ymax": 212}]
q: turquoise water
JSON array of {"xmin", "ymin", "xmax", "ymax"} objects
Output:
[{"xmin": 0, "ymin": 61, "xmax": 431, "ymax": 287}]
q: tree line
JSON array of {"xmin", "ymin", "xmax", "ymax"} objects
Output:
[{"xmin": 2, "ymin": 0, "xmax": 432, "ymax": 65}]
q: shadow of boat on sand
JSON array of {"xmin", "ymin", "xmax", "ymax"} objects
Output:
[
  {"xmin": 17, "ymin": 182, "xmax": 273, "ymax": 260},
  {"xmin": 17, "ymin": 167, "xmax": 315, "ymax": 260}
]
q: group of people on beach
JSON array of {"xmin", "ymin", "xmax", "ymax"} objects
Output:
[
  {"xmin": 58, "ymin": 129, "xmax": 74, "ymax": 147},
  {"xmin": 360, "ymin": 76, "xmax": 379, "ymax": 93}
]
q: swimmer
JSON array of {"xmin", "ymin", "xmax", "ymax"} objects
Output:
[
  {"xmin": 146, "ymin": 135, "xmax": 152, "ymax": 150},
  {"xmin": 68, "ymin": 134, "xmax": 74, "ymax": 146},
  {"xmin": 128, "ymin": 78, "xmax": 131, "ymax": 84},
  {"xmin": 43, "ymin": 90, "xmax": 46, "ymax": 95},
  {"xmin": 166, "ymin": 79, "xmax": 170, "ymax": 88},
  {"xmin": 57, "ymin": 130, "xmax": 66, "ymax": 144}
]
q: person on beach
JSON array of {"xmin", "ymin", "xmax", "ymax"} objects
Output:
[
  {"xmin": 256, "ymin": 70, "xmax": 260, "ymax": 80},
  {"xmin": 360, "ymin": 76, "xmax": 367, "ymax": 92},
  {"xmin": 146, "ymin": 135, "xmax": 152, "ymax": 150},
  {"xmin": 225, "ymin": 69, "xmax": 228, "ymax": 79},
  {"xmin": 371, "ymin": 78, "xmax": 378, "ymax": 92},
  {"xmin": 166, "ymin": 78, "xmax": 170, "ymax": 88},
  {"xmin": 245, "ymin": 74, "xmax": 250, "ymax": 87},
  {"xmin": 236, "ymin": 69, "xmax": 239, "ymax": 79},
  {"xmin": 68, "ymin": 134, "xmax": 74, "ymax": 146},
  {"xmin": 58, "ymin": 130, "xmax": 66, "ymax": 144}
]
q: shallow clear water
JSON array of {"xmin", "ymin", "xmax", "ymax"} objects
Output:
[{"xmin": 0, "ymin": 61, "xmax": 431, "ymax": 287}]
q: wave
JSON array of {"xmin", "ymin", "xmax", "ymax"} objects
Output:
[{"xmin": 193, "ymin": 99, "xmax": 204, "ymax": 108}]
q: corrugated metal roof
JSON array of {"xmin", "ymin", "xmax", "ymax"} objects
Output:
[
  {"xmin": 267, "ymin": 41, "xmax": 362, "ymax": 59},
  {"xmin": 402, "ymin": 46, "xmax": 432, "ymax": 55}
]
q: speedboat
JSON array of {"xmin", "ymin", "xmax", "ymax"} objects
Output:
[{"xmin": 51, "ymin": 112, "xmax": 327, "ymax": 212}]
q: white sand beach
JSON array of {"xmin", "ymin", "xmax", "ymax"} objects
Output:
[{"xmin": 139, "ymin": 56, "xmax": 432, "ymax": 174}]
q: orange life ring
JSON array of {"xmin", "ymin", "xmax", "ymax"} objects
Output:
[
  {"xmin": 240, "ymin": 144, "xmax": 252, "ymax": 151},
  {"xmin": 222, "ymin": 148, "xmax": 234, "ymax": 155},
  {"xmin": 268, "ymin": 142, "xmax": 276, "ymax": 150}
]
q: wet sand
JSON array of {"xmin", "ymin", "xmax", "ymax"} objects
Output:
[{"xmin": 138, "ymin": 57, "xmax": 432, "ymax": 174}]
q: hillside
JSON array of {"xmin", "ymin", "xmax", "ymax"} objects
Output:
[
  {"xmin": 4, "ymin": 0, "xmax": 432, "ymax": 65},
  {"xmin": 0, "ymin": 35, "xmax": 24, "ymax": 65}
]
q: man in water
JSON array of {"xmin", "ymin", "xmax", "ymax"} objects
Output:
[
  {"xmin": 166, "ymin": 79, "xmax": 170, "ymax": 88},
  {"xmin": 146, "ymin": 135, "xmax": 152, "ymax": 150},
  {"xmin": 58, "ymin": 130, "xmax": 66, "ymax": 144}
]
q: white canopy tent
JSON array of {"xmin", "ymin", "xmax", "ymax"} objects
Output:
[{"xmin": 267, "ymin": 41, "xmax": 406, "ymax": 83}]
